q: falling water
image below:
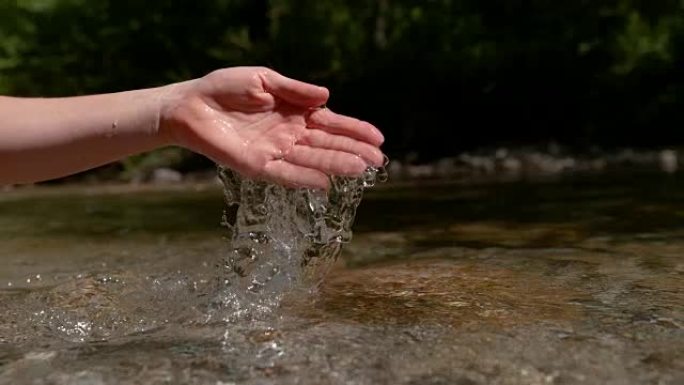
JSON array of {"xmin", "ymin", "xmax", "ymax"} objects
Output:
[{"xmin": 213, "ymin": 160, "xmax": 388, "ymax": 322}]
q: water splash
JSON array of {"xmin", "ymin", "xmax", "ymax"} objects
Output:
[
  {"xmin": 213, "ymin": 160, "xmax": 388, "ymax": 322},
  {"xmin": 12, "ymin": 160, "xmax": 386, "ymax": 347}
]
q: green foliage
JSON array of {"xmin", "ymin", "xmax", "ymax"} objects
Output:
[
  {"xmin": 1, "ymin": 0, "xmax": 683, "ymax": 167},
  {"xmin": 0, "ymin": 0, "xmax": 257, "ymax": 95}
]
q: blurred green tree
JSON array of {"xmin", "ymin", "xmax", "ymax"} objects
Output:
[{"xmin": 0, "ymin": 0, "xmax": 682, "ymax": 174}]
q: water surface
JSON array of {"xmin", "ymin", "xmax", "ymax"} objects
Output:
[{"xmin": 1, "ymin": 172, "xmax": 682, "ymax": 384}]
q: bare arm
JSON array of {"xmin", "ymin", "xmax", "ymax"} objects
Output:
[
  {"xmin": 0, "ymin": 87, "xmax": 169, "ymax": 183},
  {"xmin": 0, "ymin": 67, "xmax": 384, "ymax": 189}
]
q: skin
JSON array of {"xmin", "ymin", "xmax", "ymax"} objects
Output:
[{"xmin": 0, "ymin": 66, "xmax": 384, "ymax": 190}]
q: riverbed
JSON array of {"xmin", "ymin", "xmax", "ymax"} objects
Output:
[{"xmin": 1, "ymin": 172, "xmax": 682, "ymax": 384}]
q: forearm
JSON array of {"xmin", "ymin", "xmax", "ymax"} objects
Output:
[
  {"xmin": 0, "ymin": 87, "xmax": 172, "ymax": 184},
  {"xmin": 0, "ymin": 66, "xmax": 384, "ymax": 190}
]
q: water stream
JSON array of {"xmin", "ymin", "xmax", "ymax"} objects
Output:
[
  {"xmin": 212, "ymin": 163, "xmax": 387, "ymax": 323},
  {"xmin": 0, "ymin": 169, "xmax": 682, "ymax": 384}
]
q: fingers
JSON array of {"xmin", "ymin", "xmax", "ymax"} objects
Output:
[
  {"xmin": 298, "ymin": 129, "xmax": 384, "ymax": 166},
  {"xmin": 284, "ymin": 145, "xmax": 368, "ymax": 176},
  {"xmin": 257, "ymin": 68, "xmax": 384, "ymax": 148},
  {"xmin": 260, "ymin": 70, "xmax": 329, "ymax": 108},
  {"xmin": 263, "ymin": 160, "xmax": 330, "ymax": 190},
  {"xmin": 307, "ymin": 108, "xmax": 384, "ymax": 146}
]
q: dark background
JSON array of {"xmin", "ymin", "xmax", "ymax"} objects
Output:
[{"xmin": 1, "ymin": 0, "xmax": 682, "ymax": 175}]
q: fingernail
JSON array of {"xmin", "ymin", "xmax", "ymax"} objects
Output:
[
  {"xmin": 363, "ymin": 149, "xmax": 383, "ymax": 167},
  {"xmin": 363, "ymin": 122, "xmax": 384, "ymax": 144}
]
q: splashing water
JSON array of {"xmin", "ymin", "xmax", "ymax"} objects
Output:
[
  {"xmin": 213, "ymin": 160, "xmax": 388, "ymax": 322},
  {"xmin": 12, "ymin": 159, "xmax": 386, "ymax": 349}
]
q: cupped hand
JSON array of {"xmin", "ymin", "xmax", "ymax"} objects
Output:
[{"xmin": 160, "ymin": 67, "xmax": 384, "ymax": 190}]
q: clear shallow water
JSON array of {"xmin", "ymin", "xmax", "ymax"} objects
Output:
[{"xmin": 0, "ymin": 172, "xmax": 683, "ymax": 384}]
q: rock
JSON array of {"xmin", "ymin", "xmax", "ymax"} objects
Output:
[
  {"xmin": 435, "ymin": 157, "xmax": 457, "ymax": 177},
  {"xmin": 500, "ymin": 157, "xmax": 522, "ymax": 173},
  {"xmin": 150, "ymin": 168, "xmax": 183, "ymax": 184},
  {"xmin": 659, "ymin": 149, "xmax": 678, "ymax": 173},
  {"xmin": 459, "ymin": 154, "xmax": 495, "ymax": 174},
  {"xmin": 495, "ymin": 147, "xmax": 509, "ymax": 159},
  {"xmin": 590, "ymin": 159, "xmax": 607, "ymax": 171},
  {"xmin": 405, "ymin": 164, "xmax": 434, "ymax": 178},
  {"xmin": 387, "ymin": 160, "xmax": 403, "ymax": 179}
]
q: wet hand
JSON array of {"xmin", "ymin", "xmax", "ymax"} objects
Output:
[{"xmin": 160, "ymin": 67, "xmax": 384, "ymax": 190}]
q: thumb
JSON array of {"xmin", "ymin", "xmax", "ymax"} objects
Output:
[{"xmin": 261, "ymin": 69, "xmax": 329, "ymax": 108}]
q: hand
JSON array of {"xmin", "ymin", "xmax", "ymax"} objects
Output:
[{"xmin": 160, "ymin": 67, "xmax": 384, "ymax": 190}]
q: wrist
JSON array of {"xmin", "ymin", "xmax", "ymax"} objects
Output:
[{"xmin": 156, "ymin": 80, "xmax": 198, "ymax": 147}]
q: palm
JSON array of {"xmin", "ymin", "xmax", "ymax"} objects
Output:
[
  {"xmin": 167, "ymin": 67, "xmax": 384, "ymax": 189},
  {"xmin": 211, "ymin": 103, "xmax": 307, "ymax": 171}
]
